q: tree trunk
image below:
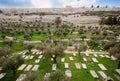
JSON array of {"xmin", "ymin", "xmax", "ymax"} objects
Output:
[
  {"xmin": 13, "ymin": 70, "xmax": 16, "ymax": 77},
  {"xmin": 28, "ymin": 49, "xmax": 31, "ymax": 53},
  {"xmin": 117, "ymin": 61, "xmax": 120, "ymax": 69},
  {"xmin": 53, "ymin": 57, "xmax": 57, "ymax": 63}
]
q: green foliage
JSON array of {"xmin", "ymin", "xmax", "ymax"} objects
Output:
[
  {"xmin": 2, "ymin": 55, "xmax": 24, "ymax": 76},
  {"xmin": 49, "ymin": 70, "xmax": 69, "ymax": 81}
]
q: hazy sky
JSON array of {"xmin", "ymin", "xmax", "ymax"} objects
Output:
[{"xmin": 0, "ymin": 0, "xmax": 119, "ymax": 8}]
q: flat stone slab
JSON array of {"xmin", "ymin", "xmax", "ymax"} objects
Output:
[
  {"xmin": 25, "ymin": 65, "xmax": 33, "ymax": 71},
  {"xmin": 24, "ymin": 56, "xmax": 29, "ymax": 59},
  {"xmin": 65, "ymin": 70, "xmax": 72, "ymax": 78},
  {"xmin": 75, "ymin": 63, "xmax": 81, "ymax": 69},
  {"xmin": 99, "ymin": 55, "xmax": 105, "ymax": 58},
  {"xmin": 29, "ymin": 56, "xmax": 34, "ymax": 59},
  {"xmin": 98, "ymin": 64, "xmax": 107, "ymax": 70},
  {"xmin": 18, "ymin": 64, "xmax": 26, "ymax": 70},
  {"xmin": 94, "ymin": 54, "xmax": 98, "ymax": 57},
  {"xmin": 111, "ymin": 56, "xmax": 117, "ymax": 60},
  {"xmin": 85, "ymin": 53, "xmax": 89, "ymax": 56},
  {"xmin": 32, "ymin": 51, "xmax": 36, "ymax": 54},
  {"xmin": 16, "ymin": 74, "xmax": 26, "ymax": 81},
  {"xmin": 64, "ymin": 63, "xmax": 69, "ymax": 68},
  {"xmin": 0, "ymin": 73, "xmax": 6, "ymax": 79},
  {"xmin": 52, "ymin": 64, "xmax": 57, "ymax": 71},
  {"xmin": 32, "ymin": 65, "xmax": 39, "ymax": 71},
  {"xmin": 92, "ymin": 58, "xmax": 98, "ymax": 63},
  {"xmin": 61, "ymin": 58, "xmax": 65, "ymax": 62},
  {"xmin": 82, "ymin": 64, "xmax": 87, "ymax": 69},
  {"xmin": 98, "ymin": 71, "xmax": 107, "ymax": 79},
  {"xmin": 35, "ymin": 59, "xmax": 40, "ymax": 63},
  {"xmin": 105, "ymin": 55, "xmax": 110, "ymax": 58},
  {"xmin": 73, "ymin": 53, "xmax": 76, "ymax": 56},
  {"xmin": 38, "ymin": 55, "xmax": 43, "ymax": 59},
  {"xmin": 69, "ymin": 57, "xmax": 74, "ymax": 61},
  {"xmin": 115, "ymin": 69, "xmax": 120, "ymax": 75},
  {"xmin": 83, "ymin": 58, "xmax": 87, "ymax": 61},
  {"xmin": 89, "ymin": 70, "xmax": 99, "ymax": 78}
]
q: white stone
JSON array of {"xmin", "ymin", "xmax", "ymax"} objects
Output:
[
  {"xmin": 75, "ymin": 63, "xmax": 81, "ymax": 69},
  {"xmin": 69, "ymin": 57, "xmax": 74, "ymax": 61},
  {"xmin": 29, "ymin": 56, "xmax": 34, "ymax": 59},
  {"xmin": 105, "ymin": 55, "xmax": 110, "ymax": 58},
  {"xmin": 38, "ymin": 55, "xmax": 43, "ymax": 59},
  {"xmin": 73, "ymin": 53, "xmax": 76, "ymax": 56},
  {"xmin": 85, "ymin": 53, "xmax": 89, "ymax": 56},
  {"xmin": 65, "ymin": 70, "xmax": 72, "ymax": 78},
  {"xmin": 64, "ymin": 63, "xmax": 69, "ymax": 68},
  {"xmin": 82, "ymin": 64, "xmax": 87, "ymax": 69},
  {"xmin": 83, "ymin": 58, "xmax": 87, "ymax": 61},
  {"xmin": 18, "ymin": 64, "xmax": 26, "ymax": 70},
  {"xmin": 25, "ymin": 56, "xmax": 29, "ymax": 59},
  {"xmin": 98, "ymin": 71, "xmax": 107, "ymax": 79},
  {"xmin": 35, "ymin": 59, "xmax": 40, "ymax": 63},
  {"xmin": 61, "ymin": 58, "xmax": 65, "ymax": 62},
  {"xmin": 0, "ymin": 73, "xmax": 6, "ymax": 79},
  {"xmin": 99, "ymin": 55, "xmax": 105, "ymax": 58},
  {"xmin": 52, "ymin": 64, "xmax": 57, "ymax": 71},
  {"xmin": 32, "ymin": 51, "xmax": 36, "ymax": 54},
  {"xmin": 92, "ymin": 58, "xmax": 98, "ymax": 63},
  {"xmin": 32, "ymin": 65, "xmax": 39, "ymax": 71},
  {"xmin": 16, "ymin": 74, "xmax": 26, "ymax": 81},
  {"xmin": 25, "ymin": 65, "xmax": 33, "ymax": 71},
  {"xmin": 22, "ymin": 55, "xmax": 26, "ymax": 58},
  {"xmin": 94, "ymin": 54, "xmax": 98, "ymax": 57},
  {"xmin": 115, "ymin": 69, "xmax": 120, "ymax": 75},
  {"xmin": 98, "ymin": 64, "xmax": 107, "ymax": 70},
  {"xmin": 90, "ymin": 70, "xmax": 99, "ymax": 78},
  {"xmin": 111, "ymin": 56, "xmax": 117, "ymax": 60}
]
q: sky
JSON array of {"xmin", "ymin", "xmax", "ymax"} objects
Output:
[{"xmin": 0, "ymin": 0, "xmax": 119, "ymax": 8}]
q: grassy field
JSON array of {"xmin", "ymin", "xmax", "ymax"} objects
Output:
[
  {"xmin": 0, "ymin": 42, "xmax": 25, "ymax": 52},
  {"xmin": 1, "ymin": 53, "xmax": 119, "ymax": 81}
]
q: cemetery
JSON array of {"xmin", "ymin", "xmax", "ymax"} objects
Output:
[{"xmin": 0, "ymin": 1, "xmax": 120, "ymax": 81}]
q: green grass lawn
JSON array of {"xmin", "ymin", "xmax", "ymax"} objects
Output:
[
  {"xmin": 0, "ymin": 42, "xmax": 25, "ymax": 52},
  {"xmin": 1, "ymin": 53, "xmax": 119, "ymax": 81}
]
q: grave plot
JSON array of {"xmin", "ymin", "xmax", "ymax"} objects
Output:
[
  {"xmin": 18, "ymin": 64, "xmax": 27, "ymax": 70},
  {"xmin": 0, "ymin": 73, "xmax": 6, "ymax": 79},
  {"xmin": 16, "ymin": 74, "xmax": 26, "ymax": 81},
  {"xmin": 98, "ymin": 64, "xmax": 107, "ymax": 70},
  {"xmin": 69, "ymin": 57, "xmax": 74, "ymax": 61},
  {"xmin": 92, "ymin": 58, "xmax": 98, "ymax": 63},
  {"xmin": 89, "ymin": 70, "xmax": 99, "ymax": 78},
  {"xmin": 64, "ymin": 63, "xmax": 69, "ymax": 69},
  {"xmin": 83, "ymin": 58, "xmax": 87, "ymax": 61},
  {"xmin": 61, "ymin": 58, "xmax": 65, "ymax": 62},
  {"xmin": 24, "ymin": 65, "xmax": 33, "ymax": 71},
  {"xmin": 75, "ymin": 63, "xmax": 81, "ymax": 69},
  {"xmin": 82, "ymin": 64, "xmax": 87, "ymax": 69},
  {"xmin": 65, "ymin": 70, "xmax": 72, "ymax": 78},
  {"xmin": 98, "ymin": 71, "xmax": 107, "ymax": 79},
  {"xmin": 32, "ymin": 65, "xmax": 39, "ymax": 71},
  {"xmin": 52, "ymin": 64, "xmax": 57, "ymax": 71}
]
